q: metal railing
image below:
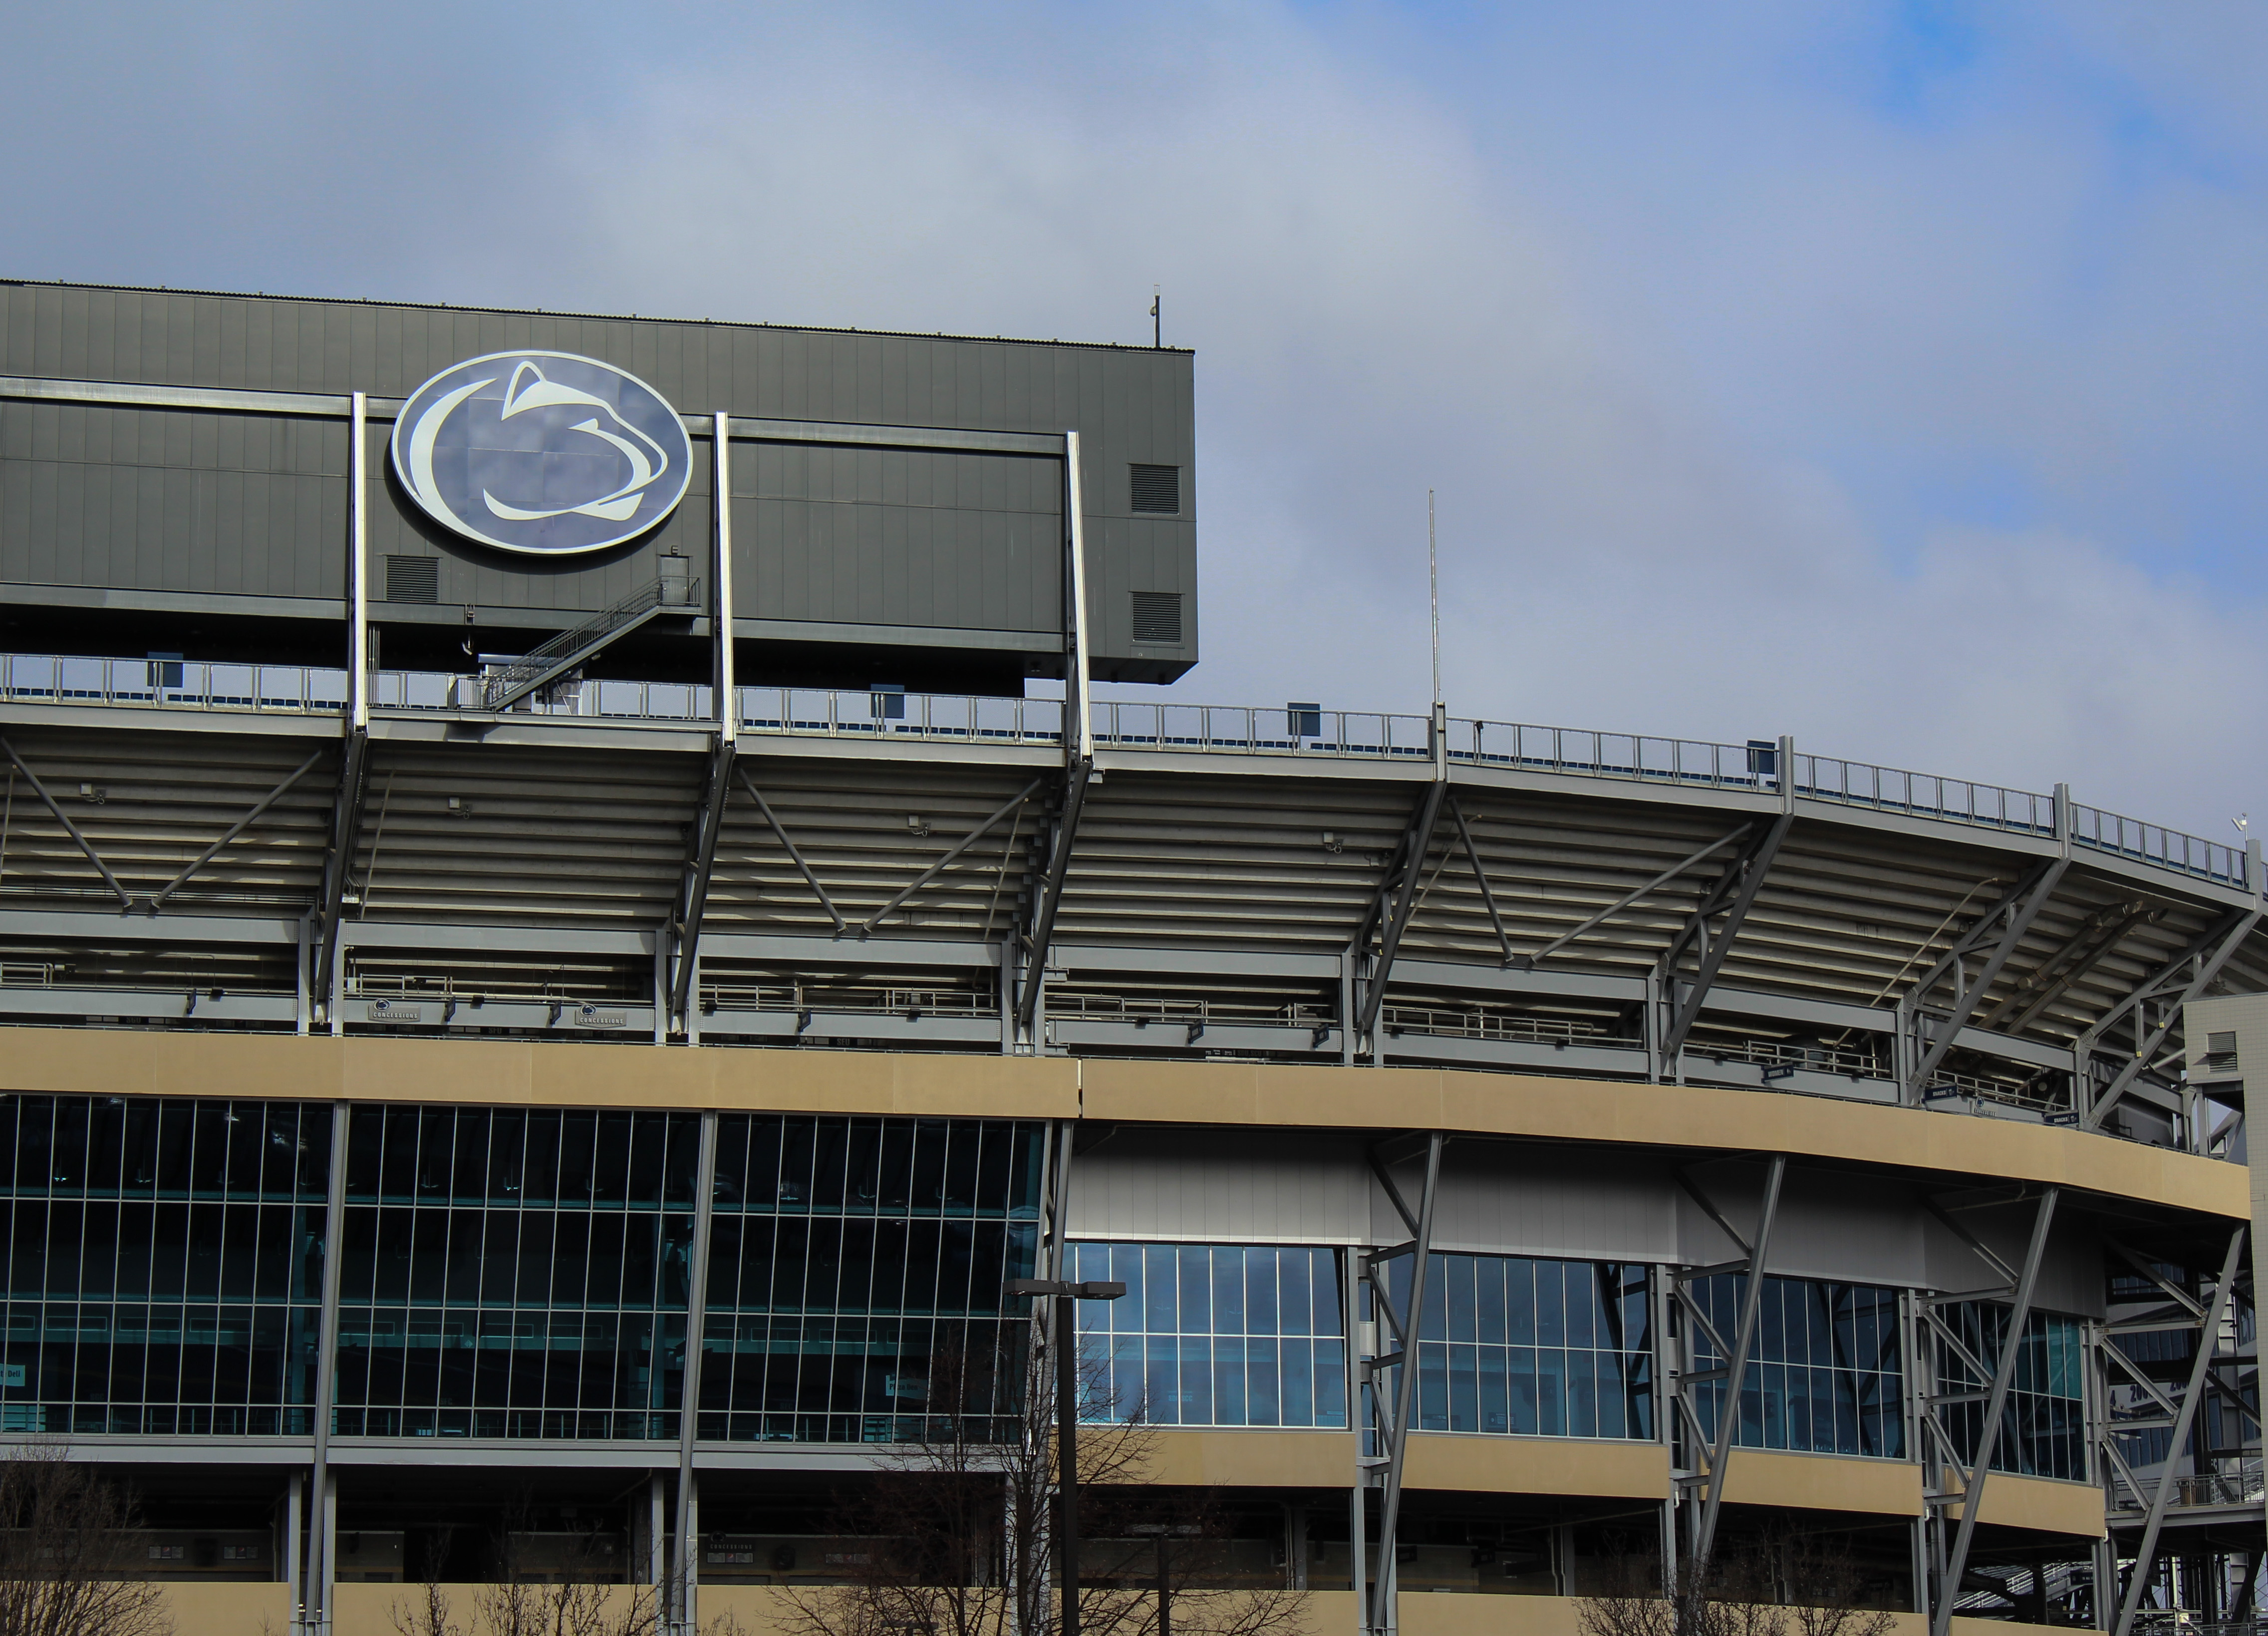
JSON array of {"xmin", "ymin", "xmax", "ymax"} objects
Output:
[
  {"xmin": 0, "ymin": 653, "xmax": 347, "ymax": 713},
  {"xmin": 1454, "ymin": 720, "xmax": 1772, "ymax": 790},
  {"xmin": 1797, "ymin": 752, "xmax": 2055, "ymax": 835},
  {"xmin": 2070, "ymin": 803, "xmax": 2246, "ymax": 886},
  {"xmin": 1, "ymin": 651, "xmax": 2254, "ymax": 895}
]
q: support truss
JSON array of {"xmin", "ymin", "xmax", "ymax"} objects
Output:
[
  {"xmin": 1901, "ymin": 859, "xmax": 2069, "ymax": 1100},
  {"xmin": 150, "ymin": 747, "xmax": 329, "ymax": 914},
  {"xmin": 2079, "ymin": 907, "xmax": 2262, "ymax": 1133},
  {"xmin": 1657, "ymin": 814, "xmax": 1793, "ymax": 1067},
  {"xmin": 1445, "ymin": 795, "xmax": 1514, "ymax": 966},
  {"xmin": 1355, "ymin": 783, "xmax": 1448, "ymax": 1045},
  {"xmin": 2098, "ymin": 1228, "xmax": 2252, "ymax": 1636},
  {"xmin": 1669, "ymin": 1154, "xmax": 1788, "ymax": 1572},
  {"xmin": 1977, "ymin": 899, "xmax": 2158, "ymax": 1036},
  {"xmin": 1357, "ymin": 1133, "xmax": 1444, "ymax": 1636},
  {"xmin": 1922, "ymin": 1186, "xmax": 2061, "ymax": 1636}
]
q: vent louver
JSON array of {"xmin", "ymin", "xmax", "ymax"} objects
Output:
[
  {"xmin": 1131, "ymin": 591, "xmax": 1183, "ymax": 645},
  {"xmin": 2205, "ymin": 1030, "xmax": 2240, "ymax": 1077},
  {"xmin": 1130, "ymin": 464, "xmax": 1180, "ymax": 514},
  {"xmin": 386, "ymin": 555, "xmax": 440, "ymax": 604}
]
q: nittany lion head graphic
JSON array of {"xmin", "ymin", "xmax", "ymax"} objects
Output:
[{"xmin": 390, "ymin": 350, "xmax": 694, "ymax": 554}]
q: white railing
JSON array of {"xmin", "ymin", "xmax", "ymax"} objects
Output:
[{"xmin": 1, "ymin": 653, "xmax": 2252, "ymax": 894}]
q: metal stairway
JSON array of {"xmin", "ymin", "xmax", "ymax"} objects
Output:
[{"xmin": 482, "ymin": 567, "xmax": 697, "ymax": 712}]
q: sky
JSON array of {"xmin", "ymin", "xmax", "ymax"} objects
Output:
[{"xmin": 7, "ymin": 1, "xmax": 2268, "ymax": 841}]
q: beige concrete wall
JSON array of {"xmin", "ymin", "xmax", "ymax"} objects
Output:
[
  {"xmin": 1135, "ymin": 1429, "xmax": 1360, "ymax": 1488},
  {"xmin": 1719, "ymin": 1449, "xmax": 1924, "ymax": 1517},
  {"xmin": 1403, "ymin": 1433, "xmax": 1672, "ymax": 1499},
  {"xmin": 0, "ymin": 1027, "xmax": 2239, "ymax": 1217},
  {"xmin": 154, "ymin": 1581, "xmax": 292, "ymax": 1635},
  {"xmin": 1940, "ymin": 1471, "xmax": 2106, "ymax": 1538}
]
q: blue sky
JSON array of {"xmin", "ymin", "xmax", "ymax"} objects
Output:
[{"xmin": 7, "ymin": 1, "xmax": 2268, "ymax": 836}]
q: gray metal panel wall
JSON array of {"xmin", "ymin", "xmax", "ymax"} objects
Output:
[
  {"xmin": 1066, "ymin": 1129, "xmax": 1372, "ymax": 1244},
  {"xmin": 0, "ymin": 283, "xmax": 1196, "ymax": 669},
  {"xmin": 1403, "ymin": 1145, "xmax": 1680, "ymax": 1264},
  {"xmin": 1674, "ymin": 1164, "xmax": 1928, "ymax": 1288}
]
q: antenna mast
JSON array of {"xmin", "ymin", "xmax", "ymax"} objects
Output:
[{"xmin": 1428, "ymin": 489, "xmax": 1440, "ymax": 708}]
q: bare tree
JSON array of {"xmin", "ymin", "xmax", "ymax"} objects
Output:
[
  {"xmin": 389, "ymin": 1518, "xmax": 740, "ymax": 1636},
  {"xmin": 0, "ymin": 1440, "xmax": 171, "ymax": 1636},
  {"xmin": 1576, "ymin": 1536, "xmax": 1898, "ymax": 1636},
  {"xmin": 781, "ymin": 1329, "xmax": 1305, "ymax": 1636}
]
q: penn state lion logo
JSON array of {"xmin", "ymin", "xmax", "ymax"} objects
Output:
[{"xmin": 391, "ymin": 350, "xmax": 693, "ymax": 555}]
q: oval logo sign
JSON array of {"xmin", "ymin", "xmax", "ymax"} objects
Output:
[{"xmin": 390, "ymin": 350, "xmax": 693, "ymax": 555}]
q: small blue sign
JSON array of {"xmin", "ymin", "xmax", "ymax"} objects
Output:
[{"xmin": 390, "ymin": 350, "xmax": 693, "ymax": 555}]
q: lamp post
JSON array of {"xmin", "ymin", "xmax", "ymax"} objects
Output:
[{"xmin": 1008, "ymin": 1275, "xmax": 1127, "ymax": 1636}]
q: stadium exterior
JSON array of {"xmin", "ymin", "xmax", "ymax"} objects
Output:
[{"xmin": 0, "ymin": 281, "xmax": 2258, "ymax": 1636}]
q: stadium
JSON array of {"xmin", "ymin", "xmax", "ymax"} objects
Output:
[{"xmin": 0, "ymin": 279, "xmax": 2255, "ymax": 1636}]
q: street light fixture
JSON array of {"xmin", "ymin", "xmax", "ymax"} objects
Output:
[{"xmin": 1008, "ymin": 1276, "xmax": 1127, "ymax": 1636}]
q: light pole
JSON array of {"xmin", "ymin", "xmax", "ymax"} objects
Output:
[{"xmin": 1008, "ymin": 1275, "xmax": 1127, "ymax": 1636}]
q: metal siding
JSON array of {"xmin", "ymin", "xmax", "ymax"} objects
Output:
[
  {"xmin": 1067, "ymin": 1129, "xmax": 1371, "ymax": 1245},
  {"xmin": 1402, "ymin": 1145, "xmax": 1679, "ymax": 1264}
]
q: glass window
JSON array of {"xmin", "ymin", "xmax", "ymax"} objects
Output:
[
  {"xmin": 697, "ymin": 1117, "xmax": 1044, "ymax": 1445},
  {"xmin": 1688, "ymin": 1275, "xmax": 1904, "ymax": 1459},
  {"xmin": 331, "ymin": 1105, "xmax": 699, "ymax": 1441},
  {"xmin": 1936, "ymin": 1302, "xmax": 2087, "ymax": 1482},
  {"xmin": 1392, "ymin": 1253, "xmax": 1652, "ymax": 1441},
  {"xmin": 1070, "ymin": 1243, "xmax": 1347, "ymax": 1429},
  {"xmin": 0, "ymin": 1095, "xmax": 330, "ymax": 1436}
]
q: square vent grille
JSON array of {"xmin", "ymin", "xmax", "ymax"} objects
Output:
[
  {"xmin": 1131, "ymin": 591, "xmax": 1183, "ymax": 645},
  {"xmin": 2205, "ymin": 1030, "xmax": 2240, "ymax": 1076},
  {"xmin": 386, "ymin": 555, "xmax": 440, "ymax": 603},
  {"xmin": 1129, "ymin": 464, "xmax": 1181, "ymax": 515}
]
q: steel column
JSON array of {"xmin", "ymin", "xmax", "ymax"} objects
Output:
[
  {"xmin": 1017, "ymin": 765, "xmax": 1091, "ymax": 1032},
  {"xmin": 734, "ymin": 768, "xmax": 848, "ymax": 934},
  {"xmin": 1366, "ymin": 1132, "xmax": 1443, "ymax": 1636},
  {"xmin": 1358, "ymin": 784, "xmax": 1448, "ymax": 1044},
  {"xmin": 2110, "ymin": 1227, "xmax": 2248, "ymax": 1636},
  {"xmin": 1931, "ymin": 1187, "xmax": 2061, "ymax": 1636},
  {"xmin": 2081, "ymin": 908, "xmax": 2262, "ymax": 1131},
  {"xmin": 1690, "ymin": 1154, "xmax": 1786, "ymax": 1571},
  {"xmin": 305, "ymin": 1101, "xmax": 349, "ymax": 1636},
  {"xmin": 667, "ymin": 737, "xmax": 736, "ymax": 1030},
  {"xmin": 673, "ymin": 1109, "xmax": 720, "ymax": 1632}
]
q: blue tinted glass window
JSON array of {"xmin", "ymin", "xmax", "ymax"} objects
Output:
[
  {"xmin": 1690, "ymin": 1275, "xmax": 1905, "ymax": 1459},
  {"xmin": 698, "ymin": 1117, "xmax": 1043, "ymax": 1445},
  {"xmin": 0, "ymin": 1095, "xmax": 330, "ymax": 1437},
  {"xmin": 1074, "ymin": 1243, "xmax": 1347, "ymax": 1429},
  {"xmin": 1937, "ymin": 1302, "xmax": 2086, "ymax": 1481}
]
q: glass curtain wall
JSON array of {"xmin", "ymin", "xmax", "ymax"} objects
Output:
[
  {"xmin": 698, "ymin": 1116, "xmax": 1044, "ymax": 1444},
  {"xmin": 1936, "ymin": 1302, "xmax": 2088, "ymax": 1481},
  {"xmin": 1392, "ymin": 1253, "xmax": 1654, "ymax": 1439},
  {"xmin": 1069, "ymin": 1243, "xmax": 1347, "ymax": 1428},
  {"xmin": 330, "ymin": 1106, "xmax": 700, "ymax": 1439},
  {"xmin": 1686, "ymin": 1274, "xmax": 1905, "ymax": 1458},
  {"xmin": 0, "ymin": 1095, "xmax": 331, "ymax": 1435}
]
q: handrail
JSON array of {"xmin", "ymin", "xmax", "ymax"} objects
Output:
[{"xmin": 0, "ymin": 652, "xmax": 2250, "ymax": 896}]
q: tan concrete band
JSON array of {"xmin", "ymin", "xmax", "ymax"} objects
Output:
[
  {"xmin": 0, "ymin": 1027, "xmax": 2240, "ymax": 1219},
  {"xmin": 1718, "ymin": 1448, "xmax": 1925, "ymax": 1517},
  {"xmin": 1942, "ymin": 1471, "xmax": 2108, "ymax": 1539}
]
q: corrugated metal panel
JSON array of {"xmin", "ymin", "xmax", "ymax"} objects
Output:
[
  {"xmin": 1067, "ymin": 1129, "xmax": 1371, "ymax": 1244},
  {"xmin": 1406, "ymin": 1144, "xmax": 1679, "ymax": 1263}
]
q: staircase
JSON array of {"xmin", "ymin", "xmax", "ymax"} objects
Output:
[{"xmin": 482, "ymin": 568, "xmax": 697, "ymax": 712}]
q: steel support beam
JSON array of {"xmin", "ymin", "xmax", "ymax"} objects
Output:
[
  {"xmin": 855, "ymin": 779, "xmax": 1045, "ymax": 938},
  {"xmin": 1445, "ymin": 795, "xmax": 1515, "ymax": 965},
  {"xmin": 1691, "ymin": 1154, "xmax": 1787, "ymax": 1572},
  {"xmin": 0, "ymin": 734, "xmax": 134, "ymax": 908},
  {"xmin": 2081, "ymin": 908, "xmax": 2262, "ymax": 1131},
  {"xmin": 2110, "ymin": 1227, "xmax": 2247, "ymax": 1636},
  {"xmin": 1364, "ymin": 1132, "xmax": 1443, "ymax": 1636},
  {"xmin": 1016, "ymin": 761, "xmax": 1090, "ymax": 1032},
  {"xmin": 667, "ymin": 737, "xmax": 736, "ymax": 1031},
  {"xmin": 304, "ymin": 1101, "xmax": 349, "ymax": 1636},
  {"xmin": 1930, "ymin": 1186, "xmax": 2060, "ymax": 1636},
  {"xmin": 312, "ymin": 729, "xmax": 371, "ymax": 1028},
  {"xmin": 1978, "ymin": 899, "xmax": 2158, "ymax": 1036},
  {"xmin": 1518, "ymin": 822, "xmax": 1751, "ymax": 972},
  {"xmin": 1905, "ymin": 859, "xmax": 2069, "ymax": 1097},
  {"xmin": 673, "ymin": 1109, "xmax": 720, "ymax": 1633},
  {"xmin": 1357, "ymin": 783, "xmax": 1448, "ymax": 1044},
  {"xmin": 1659, "ymin": 815, "xmax": 1793, "ymax": 1064},
  {"xmin": 732, "ymin": 768, "xmax": 848, "ymax": 934},
  {"xmin": 148, "ymin": 747, "xmax": 328, "ymax": 914}
]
